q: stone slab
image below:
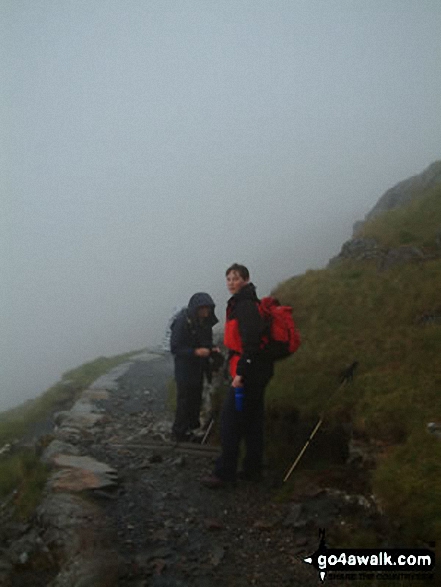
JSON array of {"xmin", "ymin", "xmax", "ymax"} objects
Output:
[
  {"xmin": 53, "ymin": 455, "xmax": 117, "ymax": 475},
  {"xmin": 50, "ymin": 455, "xmax": 118, "ymax": 492},
  {"xmin": 50, "ymin": 468, "xmax": 118, "ymax": 492},
  {"xmin": 80, "ymin": 389, "xmax": 110, "ymax": 401},
  {"xmin": 60, "ymin": 412, "xmax": 105, "ymax": 429},
  {"xmin": 41, "ymin": 440, "xmax": 80, "ymax": 464}
]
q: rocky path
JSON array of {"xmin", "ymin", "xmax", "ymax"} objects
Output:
[
  {"xmin": 79, "ymin": 353, "xmax": 321, "ymax": 586},
  {"xmin": 2, "ymin": 351, "xmax": 370, "ymax": 586}
]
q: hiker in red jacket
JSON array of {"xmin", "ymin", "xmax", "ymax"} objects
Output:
[{"xmin": 201, "ymin": 263, "xmax": 274, "ymax": 488}]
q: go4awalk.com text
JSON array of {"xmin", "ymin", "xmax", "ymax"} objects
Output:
[{"xmin": 303, "ymin": 531, "xmax": 435, "ymax": 582}]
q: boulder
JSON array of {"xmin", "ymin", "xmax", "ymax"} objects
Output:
[
  {"xmin": 41, "ymin": 440, "xmax": 80, "ymax": 464},
  {"xmin": 37, "ymin": 494, "xmax": 120, "ymax": 587},
  {"xmin": 378, "ymin": 245, "xmax": 424, "ymax": 270},
  {"xmin": 328, "ymin": 237, "xmax": 382, "ymax": 266},
  {"xmin": 50, "ymin": 455, "xmax": 118, "ymax": 492}
]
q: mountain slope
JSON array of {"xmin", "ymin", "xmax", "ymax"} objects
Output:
[{"xmin": 267, "ymin": 164, "xmax": 441, "ymax": 548}]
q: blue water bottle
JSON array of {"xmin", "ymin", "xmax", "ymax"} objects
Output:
[{"xmin": 234, "ymin": 387, "xmax": 244, "ymax": 412}]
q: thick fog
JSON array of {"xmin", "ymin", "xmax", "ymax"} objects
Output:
[{"xmin": 2, "ymin": 1, "xmax": 440, "ymax": 411}]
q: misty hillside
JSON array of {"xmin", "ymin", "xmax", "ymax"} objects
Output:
[
  {"xmin": 266, "ymin": 161, "xmax": 441, "ymax": 548},
  {"xmin": 356, "ymin": 160, "xmax": 441, "ymax": 229},
  {"xmin": 1, "ymin": 161, "xmax": 440, "ymax": 576}
]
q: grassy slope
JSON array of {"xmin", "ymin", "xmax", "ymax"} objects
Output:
[
  {"xmin": 0, "ymin": 350, "xmax": 143, "ymax": 445},
  {"xmin": 267, "ymin": 182, "xmax": 441, "ymax": 545},
  {"xmin": 0, "ymin": 349, "xmax": 144, "ymax": 519}
]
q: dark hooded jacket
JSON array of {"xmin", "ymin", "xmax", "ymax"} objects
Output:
[
  {"xmin": 170, "ymin": 292, "xmax": 218, "ymax": 386},
  {"xmin": 224, "ymin": 283, "xmax": 274, "ymax": 379}
]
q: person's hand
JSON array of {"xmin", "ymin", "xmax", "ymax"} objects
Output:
[
  {"xmin": 232, "ymin": 375, "xmax": 243, "ymax": 388},
  {"xmin": 195, "ymin": 347, "xmax": 210, "ymax": 358},
  {"xmin": 212, "ymin": 346, "xmax": 221, "ymax": 353}
]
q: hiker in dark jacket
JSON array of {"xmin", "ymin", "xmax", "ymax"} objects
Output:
[
  {"xmin": 170, "ymin": 292, "xmax": 219, "ymax": 441},
  {"xmin": 201, "ymin": 264, "xmax": 274, "ymax": 487}
]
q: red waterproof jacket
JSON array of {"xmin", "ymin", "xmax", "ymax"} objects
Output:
[{"xmin": 223, "ymin": 283, "xmax": 267, "ymax": 378}]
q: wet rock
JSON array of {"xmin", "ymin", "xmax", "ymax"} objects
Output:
[
  {"xmin": 52, "ymin": 454, "xmax": 116, "ymax": 474},
  {"xmin": 284, "ymin": 488, "xmax": 376, "ymax": 534},
  {"xmin": 53, "ymin": 411, "xmax": 71, "ymax": 426},
  {"xmin": 54, "ymin": 426, "xmax": 82, "ymax": 443},
  {"xmin": 5, "ymin": 528, "xmax": 42, "ymax": 566},
  {"xmin": 417, "ymin": 312, "xmax": 441, "ymax": 325},
  {"xmin": 80, "ymin": 389, "xmax": 110, "ymax": 402},
  {"xmin": 209, "ymin": 545, "xmax": 225, "ymax": 566},
  {"xmin": 50, "ymin": 454, "xmax": 118, "ymax": 492},
  {"xmin": 170, "ymin": 456, "xmax": 186, "ymax": 467},
  {"xmin": 328, "ymin": 237, "xmax": 382, "ymax": 266},
  {"xmin": 302, "ymin": 494, "xmax": 340, "ymax": 525},
  {"xmin": 70, "ymin": 398, "xmax": 104, "ymax": 415},
  {"xmin": 0, "ymin": 443, "xmax": 12, "ymax": 457},
  {"xmin": 41, "ymin": 440, "xmax": 80, "ymax": 463},
  {"xmin": 378, "ymin": 245, "xmax": 425, "ymax": 270},
  {"xmin": 49, "ymin": 552, "xmax": 120, "ymax": 587},
  {"xmin": 427, "ymin": 422, "xmax": 441, "ymax": 439},
  {"xmin": 36, "ymin": 493, "xmax": 120, "ymax": 587},
  {"xmin": 59, "ymin": 412, "xmax": 106, "ymax": 430}
]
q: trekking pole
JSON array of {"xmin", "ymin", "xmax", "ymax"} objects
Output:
[
  {"xmin": 282, "ymin": 362, "xmax": 358, "ymax": 484},
  {"xmin": 201, "ymin": 417, "xmax": 214, "ymax": 445},
  {"xmin": 283, "ymin": 416, "xmax": 324, "ymax": 482}
]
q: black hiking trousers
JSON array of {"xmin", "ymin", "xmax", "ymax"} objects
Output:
[
  {"xmin": 172, "ymin": 381, "xmax": 203, "ymax": 439},
  {"xmin": 214, "ymin": 366, "xmax": 272, "ymax": 482}
]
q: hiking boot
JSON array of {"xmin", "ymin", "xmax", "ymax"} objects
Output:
[{"xmin": 200, "ymin": 474, "xmax": 235, "ymax": 489}]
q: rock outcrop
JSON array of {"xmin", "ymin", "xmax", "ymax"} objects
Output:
[
  {"xmin": 329, "ymin": 161, "xmax": 441, "ymax": 269},
  {"xmin": 355, "ymin": 160, "xmax": 441, "ymax": 234}
]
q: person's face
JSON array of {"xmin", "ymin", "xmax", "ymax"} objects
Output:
[
  {"xmin": 226, "ymin": 270, "xmax": 249, "ymax": 295},
  {"xmin": 197, "ymin": 306, "xmax": 211, "ymax": 319}
]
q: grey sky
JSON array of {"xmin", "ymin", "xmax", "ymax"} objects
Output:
[{"xmin": 2, "ymin": 0, "xmax": 440, "ymax": 410}]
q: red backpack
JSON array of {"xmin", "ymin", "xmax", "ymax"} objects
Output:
[{"xmin": 258, "ymin": 297, "xmax": 301, "ymax": 360}]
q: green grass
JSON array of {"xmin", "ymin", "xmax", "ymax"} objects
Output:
[
  {"xmin": 265, "ymin": 180, "xmax": 441, "ymax": 553},
  {"xmin": 0, "ymin": 349, "xmax": 145, "ymax": 519},
  {"xmin": 373, "ymin": 430, "xmax": 441, "ymax": 541},
  {"xmin": 0, "ymin": 448, "xmax": 49, "ymax": 519},
  {"xmin": 0, "ymin": 349, "xmax": 144, "ymax": 446},
  {"xmin": 356, "ymin": 182, "xmax": 441, "ymax": 250}
]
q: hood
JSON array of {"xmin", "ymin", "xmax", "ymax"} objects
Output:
[{"xmin": 187, "ymin": 292, "xmax": 218, "ymax": 325}]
